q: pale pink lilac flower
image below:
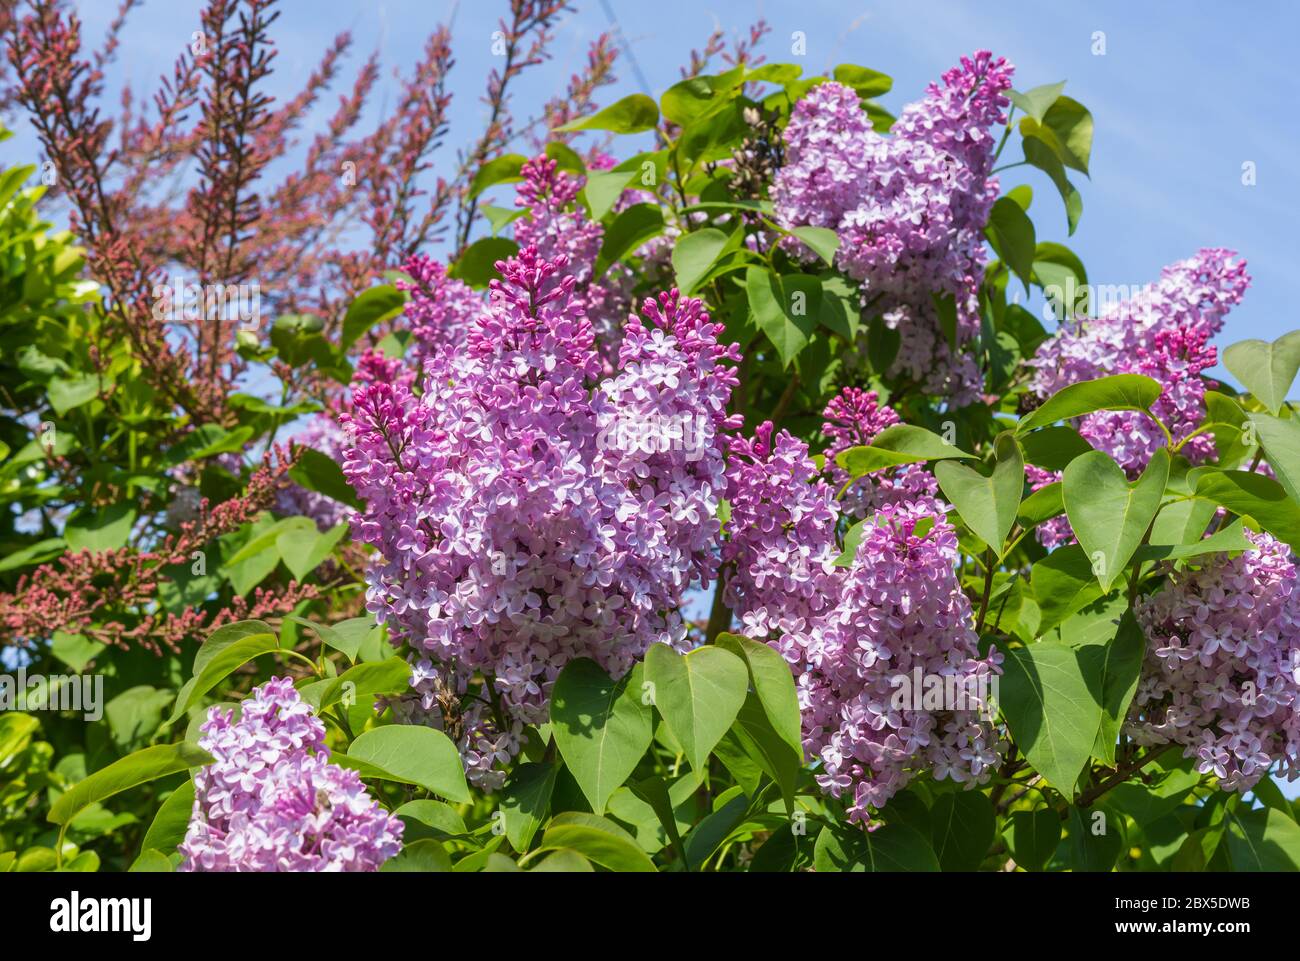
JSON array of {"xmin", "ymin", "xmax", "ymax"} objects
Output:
[
  {"xmin": 723, "ymin": 419, "xmax": 1001, "ymax": 824},
  {"xmin": 179, "ymin": 677, "xmax": 403, "ymax": 872},
  {"xmin": 1132, "ymin": 531, "xmax": 1300, "ymax": 792},
  {"xmin": 342, "ymin": 243, "xmax": 741, "ymax": 785}
]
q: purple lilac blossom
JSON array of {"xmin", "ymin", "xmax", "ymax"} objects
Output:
[
  {"xmin": 179, "ymin": 677, "xmax": 403, "ymax": 872},
  {"xmin": 772, "ymin": 52, "xmax": 1013, "ymax": 402},
  {"xmin": 723, "ymin": 419, "xmax": 1001, "ymax": 825},
  {"xmin": 1132, "ymin": 531, "xmax": 1300, "ymax": 792},
  {"xmin": 1026, "ymin": 248, "xmax": 1251, "ymax": 546},
  {"xmin": 341, "ymin": 243, "xmax": 741, "ymax": 786}
]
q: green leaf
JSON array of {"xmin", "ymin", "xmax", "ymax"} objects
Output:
[
  {"xmin": 934, "ymin": 432, "xmax": 1024, "ymax": 553},
  {"xmin": 1003, "ymin": 808, "xmax": 1062, "ymax": 871},
  {"xmin": 999, "ymin": 640, "xmax": 1103, "ymax": 795},
  {"xmin": 644, "ymin": 644, "xmax": 747, "ymax": 774},
  {"xmin": 500, "ymin": 762, "xmax": 559, "ymax": 853},
  {"xmin": 468, "ymin": 153, "xmax": 528, "ymax": 198},
  {"xmin": 727, "ymin": 691, "xmax": 802, "ymax": 812},
  {"xmin": 985, "ymin": 196, "xmax": 1036, "ymax": 291},
  {"xmin": 1222, "ymin": 332, "xmax": 1300, "ymax": 414},
  {"xmin": 1063, "ymin": 448, "xmax": 1170, "ymax": 591},
  {"xmin": 1068, "ymin": 609, "xmax": 1146, "ymax": 765},
  {"xmin": 836, "ymin": 424, "xmax": 973, "ymax": 477},
  {"xmin": 1021, "ymin": 96, "xmax": 1093, "ymax": 174},
  {"xmin": 1017, "ymin": 482, "xmax": 1065, "ymax": 530},
  {"xmin": 48, "ymin": 742, "xmax": 212, "ymax": 826},
  {"xmin": 1017, "ymin": 374, "xmax": 1161, "ymax": 434},
  {"xmin": 595, "ymin": 203, "xmax": 663, "ymax": 276},
  {"xmin": 930, "ymin": 792, "xmax": 996, "ymax": 871},
  {"xmin": 47, "ymin": 373, "xmax": 102, "ymax": 414},
  {"xmin": 814, "ymin": 822, "xmax": 939, "ymax": 872},
  {"xmin": 556, "ymin": 93, "xmax": 659, "ymax": 134},
  {"xmin": 714, "ymin": 633, "xmax": 802, "ymax": 759},
  {"xmin": 682, "ymin": 788, "xmax": 748, "ymax": 869},
  {"xmin": 745, "ymin": 267, "xmax": 820, "ymax": 368},
  {"xmin": 1246, "ymin": 411, "xmax": 1300, "ymax": 502},
  {"xmin": 297, "ymin": 656, "xmax": 409, "ymax": 712},
  {"xmin": 671, "ymin": 228, "xmax": 729, "ymax": 294},
  {"xmin": 341, "ymin": 284, "xmax": 406, "ymax": 349},
  {"xmin": 288, "ymin": 448, "xmax": 363, "ymax": 510},
  {"xmin": 817, "ymin": 275, "xmax": 860, "ymax": 342},
  {"xmin": 1194, "ymin": 469, "xmax": 1300, "ymax": 551},
  {"xmin": 140, "ymin": 780, "xmax": 196, "ymax": 855},
  {"xmin": 1019, "ymin": 425, "xmax": 1093, "ymax": 471},
  {"xmin": 1134, "ymin": 517, "xmax": 1254, "ymax": 564},
  {"xmin": 449, "ymin": 237, "xmax": 518, "ymax": 288},
  {"xmin": 832, "ymin": 63, "xmax": 892, "ymax": 96},
  {"xmin": 1224, "ymin": 807, "xmax": 1300, "ymax": 871},
  {"xmin": 394, "ymin": 799, "xmax": 468, "ymax": 841},
  {"xmin": 536, "ymin": 813, "xmax": 657, "ymax": 872},
  {"xmin": 1008, "ymin": 82, "xmax": 1066, "ymax": 123},
  {"xmin": 65, "ymin": 503, "xmax": 136, "ymax": 552},
  {"xmin": 284, "ymin": 615, "xmax": 375, "ymax": 661},
  {"xmin": 789, "ymin": 226, "xmax": 839, "ymax": 266},
  {"xmin": 1022, "ymin": 135, "xmax": 1082, "ymax": 235},
  {"xmin": 481, "ymin": 203, "xmax": 527, "ymax": 236},
  {"xmin": 550, "ymin": 659, "xmax": 653, "ymax": 815},
  {"xmin": 343, "ymin": 726, "xmax": 470, "ymax": 802},
  {"xmin": 128, "ymin": 850, "xmax": 174, "ymax": 873},
  {"xmin": 380, "ymin": 839, "xmax": 453, "ymax": 872},
  {"xmin": 51, "ymin": 631, "xmax": 106, "ymax": 673},
  {"xmin": 168, "ymin": 628, "xmax": 281, "ymax": 725}
]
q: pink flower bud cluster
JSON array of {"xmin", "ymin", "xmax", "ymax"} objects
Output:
[
  {"xmin": 341, "ymin": 244, "xmax": 741, "ymax": 785},
  {"xmin": 397, "ymin": 253, "xmax": 491, "ymax": 376},
  {"xmin": 773, "ymin": 52, "xmax": 1014, "ymax": 401},
  {"xmin": 723, "ymin": 407, "xmax": 1001, "ymax": 825},
  {"xmin": 1132, "ymin": 531, "xmax": 1300, "ymax": 792},
  {"xmin": 179, "ymin": 678, "xmax": 403, "ymax": 872}
]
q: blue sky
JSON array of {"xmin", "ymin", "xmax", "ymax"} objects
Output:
[{"xmin": 13, "ymin": 0, "xmax": 1295, "ymax": 383}]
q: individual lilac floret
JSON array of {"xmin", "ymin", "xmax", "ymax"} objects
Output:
[
  {"xmin": 1132, "ymin": 531, "xmax": 1300, "ymax": 792},
  {"xmin": 179, "ymin": 678, "xmax": 403, "ymax": 872},
  {"xmin": 772, "ymin": 52, "xmax": 1013, "ymax": 402},
  {"xmin": 724, "ymin": 422, "xmax": 1001, "ymax": 825},
  {"xmin": 342, "ymin": 244, "xmax": 741, "ymax": 786}
]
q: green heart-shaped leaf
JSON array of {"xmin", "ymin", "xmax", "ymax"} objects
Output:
[
  {"xmin": 644, "ymin": 644, "xmax": 748, "ymax": 773},
  {"xmin": 1063, "ymin": 448, "xmax": 1169, "ymax": 591},
  {"xmin": 1222, "ymin": 331, "xmax": 1300, "ymax": 415},
  {"xmin": 935, "ymin": 432, "xmax": 1024, "ymax": 553},
  {"xmin": 550, "ymin": 659, "xmax": 653, "ymax": 815}
]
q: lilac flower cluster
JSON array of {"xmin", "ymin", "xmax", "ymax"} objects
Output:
[
  {"xmin": 724, "ymin": 416, "xmax": 1001, "ymax": 824},
  {"xmin": 1026, "ymin": 249, "xmax": 1251, "ymax": 545},
  {"xmin": 1132, "ymin": 532, "xmax": 1300, "ymax": 792},
  {"xmin": 773, "ymin": 52, "xmax": 1014, "ymax": 401},
  {"xmin": 179, "ymin": 678, "xmax": 403, "ymax": 872},
  {"xmin": 342, "ymin": 244, "xmax": 741, "ymax": 785},
  {"xmin": 1030, "ymin": 248, "xmax": 1249, "ymax": 472}
]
